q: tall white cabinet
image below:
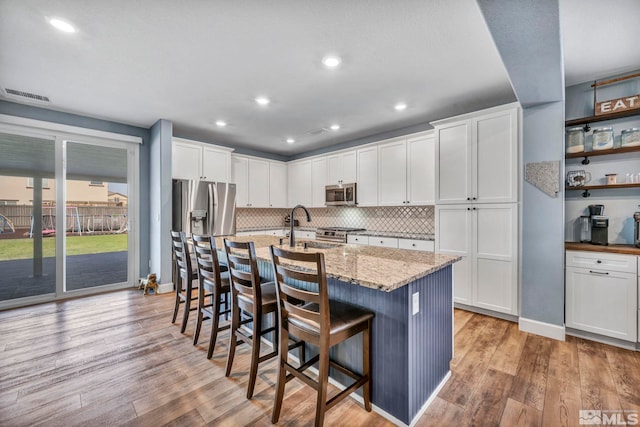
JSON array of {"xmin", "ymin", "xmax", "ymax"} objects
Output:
[
  {"xmin": 231, "ymin": 154, "xmax": 287, "ymax": 208},
  {"xmin": 434, "ymin": 103, "xmax": 520, "ymax": 316}
]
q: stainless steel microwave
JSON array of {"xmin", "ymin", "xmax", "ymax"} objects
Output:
[{"xmin": 325, "ymin": 183, "xmax": 357, "ymax": 206}]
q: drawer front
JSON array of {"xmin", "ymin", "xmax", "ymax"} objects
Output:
[
  {"xmin": 398, "ymin": 238, "xmax": 435, "ymax": 252},
  {"xmin": 295, "ymin": 231, "xmax": 315, "ymax": 240},
  {"xmin": 566, "ymin": 250, "xmax": 637, "ymax": 274},
  {"xmin": 368, "ymin": 237, "xmax": 398, "ymax": 248},
  {"xmin": 347, "ymin": 235, "xmax": 369, "ymax": 245},
  {"xmin": 236, "ymin": 230, "xmax": 265, "ymax": 236},
  {"xmin": 265, "ymin": 229, "xmax": 286, "ymax": 236}
]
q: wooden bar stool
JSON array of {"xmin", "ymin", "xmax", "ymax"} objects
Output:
[
  {"xmin": 191, "ymin": 234, "xmax": 231, "ymax": 358},
  {"xmin": 170, "ymin": 230, "xmax": 198, "ymax": 333},
  {"xmin": 223, "ymin": 239, "xmax": 281, "ymax": 399},
  {"xmin": 269, "ymin": 245, "xmax": 374, "ymax": 427}
]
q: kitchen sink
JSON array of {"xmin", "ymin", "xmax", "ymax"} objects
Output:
[{"xmin": 297, "ymin": 241, "xmax": 342, "ymax": 250}]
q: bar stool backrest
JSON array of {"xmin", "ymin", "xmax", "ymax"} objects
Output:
[
  {"xmin": 171, "ymin": 230, "xmax": 192, "ymax": 288},
  {"xmin": 192, "ymin": 234, "xmax": 222, "ymax": 290},
  {"xmin": 269, "ymin": 246, "xmax": 330, "ymax": 345},
  {"xmin": 223, "ymin": 239, "xmax": 262, "ymax": 312}
]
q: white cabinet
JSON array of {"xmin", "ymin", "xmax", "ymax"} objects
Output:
[
  {"xmin": 288, "ymin": 160, "xmax": 312, "ymax": 207},
  {"xmin": 293, "ymin": 230, "xmax": 315, "ymax": 240},
  {"xmin": 311, "ymin": 157, "xmax": 327, "ymax": 207},
  {"xmin": 265, "ymin": 229, "xmax": 286, "ymax": 237},
  {"xmin": 232, "ymin": 155, "xmax": 283, "ymax": 208},
  {"xmin": 172, "ymin": 138, "xmax": 232, "ymax": 182},
  {"xmin": 268, "ymin": 162, "xmax": 287, "ymax": 208},
  {"xmin": 436, "ymin": 204, "xmax": 518, "ymax": 315},
  {"xmin": 356, "ymin": 145, "xmax": 378, "ymax": 206},
  {"xmin": 327, "ymin": 150, "xmax": 357, "ymax": 185},
  {"xmin": 398, "ymin": 238, "xmax": 435, "ymax": 252},
  {"xmin": 566, "ymin": 251, "xmax": 637, "ymax": 342},
  {"xmin": 378, "ymin": 132, "xmax": 435, "ymax": 206},
  {"xmin": 368, "ymin": 236, "xmax": 399, "ymax": 248},
  {"xmin": 434, "ymin": 104, "xmax": 518, "ymax": 204},
  {"xmin": 347, "ymin": 235, "xmax": 369, "ymax": 245}
]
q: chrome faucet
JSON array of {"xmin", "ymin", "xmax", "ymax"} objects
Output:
[{"xmin": 289, "ymin": 204, "xmax": 312, "ymax": 247}]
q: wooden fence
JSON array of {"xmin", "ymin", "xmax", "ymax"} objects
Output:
[{"xmin": 0, "ymin": 205, "xmax": 128, "ymax": 234}]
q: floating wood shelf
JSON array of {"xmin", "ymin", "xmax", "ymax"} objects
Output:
[
  {"xmin": 565, "ymin": 145, "xmax": 640, "ymax": 160},
  {"xmin": 565, "ymin": 182, "xmax": 640, "ymax": 198},
  {"xmin": 565, "ymin": 109, "xmax": 640, "ymax": 127}
]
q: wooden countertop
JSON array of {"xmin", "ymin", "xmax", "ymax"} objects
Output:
[
  {"xmin": 565, "ymin": 242, "xmax": 640, "ymax": 256},
  {"xmin": 216, "ymin": 235, "xmax": 460, "ymax": 292}
]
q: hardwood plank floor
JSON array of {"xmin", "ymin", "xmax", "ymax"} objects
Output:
[{"xmin": 1, "ymin": 291, "xmax": 638, "ymax": 426}]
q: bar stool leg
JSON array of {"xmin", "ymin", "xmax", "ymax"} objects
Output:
[
  {"xmin": 315, "ymin": 349, "xmax": 330, "ymax": 427},
  {"xmin": 225, "ymin": 303, "xmax": 240, "ymax": 377},
  {"xmin": 193, "ymin": 289, "xmax": 205, "ymax": 345},
  {"xmin": 271, "ymin": 330, "xmax": 288, "ymax": 423},
  {"xmin": 171, "ymin": 274, "xmax": 181, "ymax": 324},
  {"xmin": 363, "ymin": 321, "xmax": 372, "ymax": 411},
  {"xmin": 207, "ymin": 291, "xmax": 222, "ymax": 359},
  {"xmin": 246, "ymin": 314, "xmax": 262, "ymax": 399}
]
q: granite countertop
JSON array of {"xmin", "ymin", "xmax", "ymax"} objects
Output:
[
  {"xmin": 565, "ymin": 242, "xmax": 640, "ymax": 256},
  {"xmin": 348, "ymin": 230, "xmax": 435, "ymax": 241},
  {"xmin": 216, "ymin": 235, "xmax": 459, "ymax": 292}
]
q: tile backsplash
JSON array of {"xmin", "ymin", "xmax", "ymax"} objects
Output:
[{"xmin": 236, "ymin": 205, "xmax": 434, "ymax": 235}]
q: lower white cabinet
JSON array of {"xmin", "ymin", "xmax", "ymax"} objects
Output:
[
  {"xmin": 265, "ymin": 229, "xmax": 286, "ymax": 237},
  {"xmin": 368, "ymin": 236, "xmax": 398, "ymax": 248},
  {"xmin": 398, "ymin": 238, "xmax": 434, "ymax": 252},
  {"xmin": 347, "ymin": 235, "xmax": 369, "ymax": 245},
  {"xmin": 565, "ymin": 251, "xmax": 637, "ymax": 342},
  {"xmin": 293, "ymin": 230, "xmax": 315, "ymax": 240},
  {"xmin": 436, "ymin": 203, "xmax": 518, "ymax": 315}
]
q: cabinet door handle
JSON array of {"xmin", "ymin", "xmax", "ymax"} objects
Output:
[
  {"xmin": 596, "ymin": 260, "xmax": 602, "ymax": 264},
  {"xmin": 589, "ymin": 270, "xmax": 609, "ymax": 275},
  {"xmin": 467, "ymin": 207, "xmax": 471, "ymax": 211},
  {"xmin": 472, "ymin": 197, "xmax": 477, "ymax": 200},
  {"xmin": 467, "ymin": 197, "xmax": 471, "ymax": 201}
]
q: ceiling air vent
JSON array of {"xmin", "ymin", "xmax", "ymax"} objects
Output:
[
  {"xmin": 3, "ymin": 88, "xmax": 50, "ymax": 103},
  {"xmin": 308, "ymin": 127, "xmax": 329, "ymax": 136}
]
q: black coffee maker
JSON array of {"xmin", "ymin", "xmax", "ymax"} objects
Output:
[{"xmin": 588, "ymin": 204, "xmax": 608, "ymax": 246}]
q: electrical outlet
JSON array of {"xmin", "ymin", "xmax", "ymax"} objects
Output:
[{"xmin": 412, "ymin": 292, "xmax": 419, "ymax": 315}]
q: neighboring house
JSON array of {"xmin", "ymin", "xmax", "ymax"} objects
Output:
[
  {"xmin": 0, "ymin": 176, "xmax": 109, "ymax": 205},
  {"xmin": 108, "ymin": 191, "xmax": 128, "ymax": 206}
]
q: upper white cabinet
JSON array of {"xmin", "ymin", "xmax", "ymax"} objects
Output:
[
  {"xmin": 172, "ymin": 138, "xmax": 233, "ymax": 182},
  {"xmin": 311, "ymin": 157, "xmax": 327, "ymax": 207},
  {"xmin": 327, "ymin": 150, "xmax": 357, "ymax": 185},
  {"xmin": 436, "ymin": 203, "xmax": 518, "ymax": 315},
  {"xmin": 232, "ymin": 154, "xmax": 285, "ymax": 208},
  {"xmin": 356, "ymin": 145, "xmax": 378, "ymax": 206},
  {"xmin": 378, "ymin": 131, "xmax": 435, "ymax": 206},
  {"xmin": 288, "ymin": 160, "xmax": 312, "ymax": 207},
  {"xmin": 434, "ymin": 104, "xmax": 519, "ymax": 204},
  {"xmin": 269, "ymin": 162, "xmax": 287, "ymax": 208}
]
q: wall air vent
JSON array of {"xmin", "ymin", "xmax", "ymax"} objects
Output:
[{"xmin": 3, "ymin": 88, "xmax": 50, "ymax": 103}]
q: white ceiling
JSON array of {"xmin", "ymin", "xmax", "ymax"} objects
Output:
[{"xmin": 0, "ymin": 1, "xmax": 638, "ymax": 157}]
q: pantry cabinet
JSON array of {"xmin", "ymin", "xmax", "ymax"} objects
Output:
[
  {"xmin": 378, "ymin": 131, "xmax": 435, "ymax": 206},
  {"xmin": 565, "ymin": 250, "xmax": 637, "ymax": 342},
  {"xmin": 434, "ymin": 105, "xmax": 518, "ymax": 204},
  {"xmin": 172, "ymin": 138, "xmax": 232, "ymax": 182},
  {"xmin": 327, "ymin": 150, "xmax": 357, "ymax": 185},
  {"xmin": 436, "ymin": 203, "xmax": 518, "ymax": 315}
]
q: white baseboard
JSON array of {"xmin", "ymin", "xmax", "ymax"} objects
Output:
[
  {"xmin": 157, "ymin": 282, "xmax": 173, "ymax": 294},
  {"xmin": 519, "ymin": 317, "xmax": 565, "ymax": 341}
]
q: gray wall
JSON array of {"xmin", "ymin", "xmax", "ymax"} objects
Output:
[
  {"xmin": 0, "ymin": 100, "xmax": 152, "ymax": 280},
  {"xmin": 520, "ymin": 102, "xmax": 565, "ymax": 326},
  {"xmin": 149, "ymin": 119, "xmax": 173, "ymax": 283}
]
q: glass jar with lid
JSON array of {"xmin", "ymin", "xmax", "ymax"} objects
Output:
[
  {"xmin": 621, "ymin": 128, "xmax": 640, "ymax": 147},
  {"xmin": 592, "ymin": 127, "xmax": 614, "ymax": 150},
  {"xmin": 566, "ymin": 127, "xmax": 585, "ymax": 153}
]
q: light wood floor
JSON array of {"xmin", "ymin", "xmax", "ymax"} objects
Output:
[{"xmin": 0, "ymin": 290, "xmax": 638, "ymax": 426}]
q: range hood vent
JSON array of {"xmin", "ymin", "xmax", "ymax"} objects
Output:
[{"xmin": 4, "ymin": 88, "xmax": 50, "ymax": 103}]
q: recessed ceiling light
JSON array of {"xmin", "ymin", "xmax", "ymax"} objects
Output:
[
  {"xmin": 49, "ymin": 18, "xmax": 76, "ymax": 33},
  {"xmin": 394, "ymin": 103, "xmax": 407, "ymax": 111},
  {"xmin": 330, "ymin": 124, "xmax": 340, "ymax": 131},
  {"xmin": 322, "ymin": 56, "xmax": 342, "ymax": 68},
  {"xmin": 255, "ymin": 96, "xmax": 270, "ymax": 106},
  {"xmin": 215, "ymin": 120, "xmax": 227, "ymax": 127},
  {"xmin": 286, "ymin": 138, "xmax": 295, "ymax": 144}
]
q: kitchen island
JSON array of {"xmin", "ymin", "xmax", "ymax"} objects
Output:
[{"xmin": 216, "ymin": 235, "xmax": 459, "ymax": 426}]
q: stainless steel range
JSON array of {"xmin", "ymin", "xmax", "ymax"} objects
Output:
[{"xmin": 315, "ymin": 227, "xmax": 365, "ymax": 243}]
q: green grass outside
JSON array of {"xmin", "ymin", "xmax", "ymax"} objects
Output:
[{"xmin": 0, "ymin": 234, "xmax": 128, "ymax": 261}]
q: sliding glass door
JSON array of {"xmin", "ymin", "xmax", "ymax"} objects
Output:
[{"xmin": 0, "ymin": 122, "xmax": 139, "ymax": 307}]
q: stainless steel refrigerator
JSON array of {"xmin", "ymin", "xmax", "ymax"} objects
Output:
[{"xmin": 172, "ymin": 180, "xmax": 236, "ymax": 236}]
